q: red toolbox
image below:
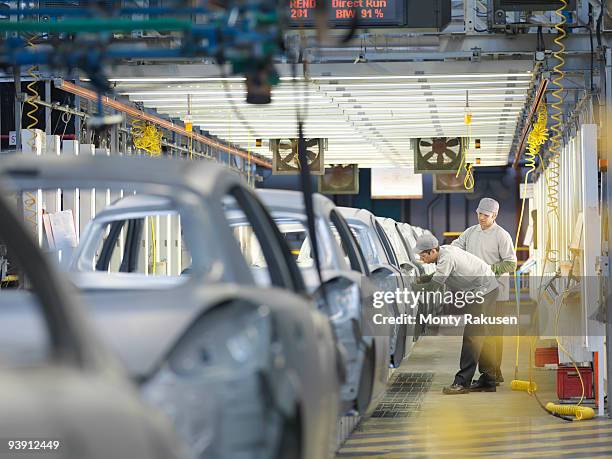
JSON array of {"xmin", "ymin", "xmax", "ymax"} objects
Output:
[
  {"xmin": 535, "ymin": 347, "xmax": 559, "ymax": 367},
  {"xmin": 557, "ymin": 366, "xmax": 594, "ymax": 400}
]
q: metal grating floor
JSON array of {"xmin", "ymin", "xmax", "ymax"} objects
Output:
[{"xmin": 370, "ymin": 372, "xmax": 433, "ymax": 418}]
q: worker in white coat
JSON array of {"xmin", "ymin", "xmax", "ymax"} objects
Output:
[
  {"xmin": 451, "ymin": 197, "xmax": 517, "ymax": 388},
  {"xmin": 414, "ymin": 233, "xmax": 499, "ymax": 395}
]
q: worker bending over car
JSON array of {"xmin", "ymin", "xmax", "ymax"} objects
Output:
[
  {"xmin": 451, "ymin": 198, "xmax": 517, "ymax": 388},
  {"xmin": 414, "ymin": 233, "xmax": 499, "ymax": 395}
]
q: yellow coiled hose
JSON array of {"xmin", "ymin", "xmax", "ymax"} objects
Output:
[
  {"xmin": 24, "ymin": 34, "xmax": 40, "ymax": 239},
  {"xmin": 545, "ymin": 0, "xmax": 567, "ymax": 264},
  {"xmin": 511, "ymin": 379, "xmax": 538, "ymax": 394},
  {"xmin": 515, "ymin": 103, "xmax": 548, "ymax": 253},
  {"xmin": 456, "ymin": 117, "xmax": 475, "ymax": 190},
  {"xmin": 131, "ymin": 119, "xmax": 162, "ymax": 156},
  {"xmin": 545, "ymin": 403, "xmax": 595, "ymax": 420}
]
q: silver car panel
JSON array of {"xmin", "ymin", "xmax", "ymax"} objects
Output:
[
  {"xmin": 257, "ymin": 190, "xmax": 390, "ymax": 414},
  {"xmin": 0, "ymin": 155, "xmax": 340, "ymax": 459},
  {"xmin": 337, "ymin": 208, "xmax": 412, "ymax": 368},
  {"xmin": 0, "ymin": 186, "xmax": 184, "ymax": 459}
]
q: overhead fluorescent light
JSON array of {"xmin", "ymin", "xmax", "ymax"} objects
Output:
[
  {"xmin": 129, "ymin": 95, "xmax": 327, "ymax": 103},
  {"xmin": 303, "ymin": 73, "xmax": 531, "ymax": 81},
  {"xmin": 107, "ymin": 77, "xmax": 247, "ymax": 82},
  {"xmin": 316, "ymin": 81, "xmax": 531, "ymax": 88}
]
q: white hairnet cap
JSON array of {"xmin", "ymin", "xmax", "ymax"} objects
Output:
[
  {"xmin": 476, "ymin": 197, "xmax": 499, "ymax": 216},
  {"xmin": 415, "ymin": 233, "xmax": 439, "ymax": 253}
]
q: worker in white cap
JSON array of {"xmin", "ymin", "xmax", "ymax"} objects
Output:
[
  {"xmin": 451, "ymin": 197, "xmax": 517, "ymax": 390},
  {"xmin": 414, "ymin": 233, "xmax": 499, "ymax": 394}
]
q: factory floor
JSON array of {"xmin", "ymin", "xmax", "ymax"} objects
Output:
[{"xmin": 336, "ymin": 334, "xmax": 611, "ymax": 458}]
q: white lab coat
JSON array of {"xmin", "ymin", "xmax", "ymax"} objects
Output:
[
  {"xmin": 432, "ymin": 245, "xmax": 499, "ymax": 297},
  {"xmin": 451, "ymin": 223, "xmax": 517, "ymax": 301}
]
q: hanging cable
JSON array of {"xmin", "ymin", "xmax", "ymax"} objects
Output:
[
  {"xmin": 545, "ymin": 0, "xmax": 568, "ymax": 266},
  {"xmin": 23, "ymin": 33, "xmax": 41, "ymax": 242},
  {"xmin": 131, "ymin": 119, "xmax": 162, "ymax": 156},
  {"xmin": 149, "ymin": 217, "xmax": 157, "ymax": 275},
  {"xmin": 456, "ymin": 91, "xmax": 475, "ymax": 190},
  {"xmin": 515, "ymin": 103, "xmax": 549, "ymax": 252}
]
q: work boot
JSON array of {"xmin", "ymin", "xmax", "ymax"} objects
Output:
[
  {"xmin": 469, "ymin": 379, "xmax": 496, "ymax": 392},
  {"xmin": 442, "ymin": 384, "xmax": 469, "ymax": 395}
]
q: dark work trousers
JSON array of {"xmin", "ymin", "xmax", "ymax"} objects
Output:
[
  {"xmin": 478, "ymin": 301, "xmax": 504, "ymax": 381},
  {"xmin": 453, "ymin": 288, "xmax": 499, "ymax": 387}
]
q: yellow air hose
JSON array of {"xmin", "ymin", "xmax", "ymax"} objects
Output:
[
  {"xmin": 456, "ymin": 113, "xmax": 475, "ymax": 190},
  {"xmin": 149, "ymin": 217, "xmax": 157, "ymax": 275},
  {"xmin": 24, "ymin": 34, "xmax": 41, "ymax": 240},
  {"xmin": 131, "ymin": 119, "xmax": 162, "ymax": 156},
  {"xmin": 545, "ymin": 403, "xmax": 595, "ymax": 420},
  {"xmin": 509, "ymin": 47, "xmax": 593, "ymax": 418},
  {"xmin": 511, "ymin": 103, "xmax": 548, "ymax": 393},
  {"xmin": 545, "ymin": 0, "xmax": 567, "ymax": 261}
]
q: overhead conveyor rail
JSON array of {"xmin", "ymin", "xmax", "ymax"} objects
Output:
[{"xmin": 56, "ymin": 80, "xmax": 272, "ymax": 169}]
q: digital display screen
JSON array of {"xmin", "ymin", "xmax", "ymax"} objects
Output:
[{"xmin": 289, "ymin": 0, "xmax": 406, "ymax": 27}]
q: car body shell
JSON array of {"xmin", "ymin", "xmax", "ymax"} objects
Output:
[
  {"xmin": 337, "ymin": 207, "xmax": 411, "ymax": 368},
  {"xmin": 375, "ymin": 217, "xmax": 422, "ymax": 354},
  {"xmin": 0, "ymin": 155, "xmax": 340, "ymax": 459},
  {"xmin": 0, "ymin": 169, "xmax": 185, "ymax": 459},
  {"xmin": 256, "ymin": 189, "xmax": 390, "ymax": 414}
]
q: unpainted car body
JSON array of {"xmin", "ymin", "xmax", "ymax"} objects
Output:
[
  {"xmin": 0, "ymin": 171, "xmax": 184, "ymax": 459},
  {"xmin": 256, "ymin": 190, "xmax": 390, "ymax": 414},
  {"xmin": 0, "ymin": 155, "xmax": 340, "ymax": 459},
  {"xmin": 375, "ymin": 217, "xmax": 422, "ymax": 353},
  {"xmin": 337, "ymin": 207, "xmax": 410, "ymax": 368}
]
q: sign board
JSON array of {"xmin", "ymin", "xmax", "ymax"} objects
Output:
[
  {"xmin": 371, "ymin": 167, "xmax": 423, "ymax": 199},
  {"xmin": 290, "ymin": 0, "xmax": 406, "ymax": 27},
  {"xmin": 43, "ymin": 210, "xmax": 78, "ymax": 251},
  {"xmin": 8, "ymin": 131, "xmax": 16, "ymax": 146}
]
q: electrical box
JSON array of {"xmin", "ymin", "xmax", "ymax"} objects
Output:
[
  {"xmin": 405, "ymin": 0, "xmax": 452, "ymax": 31},
  {"xmin": 488, "ymin": 0, "xmax": 577, "ymax": 29}
]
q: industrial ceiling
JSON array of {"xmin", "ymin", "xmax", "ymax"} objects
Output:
[{"xmin": 109, "ymin": 61, "xmax": 534, "ymax": 168}]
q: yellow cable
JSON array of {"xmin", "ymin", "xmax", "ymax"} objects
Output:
[
  {"xmin": 149, "ymin": 217, "xmax": 157, "ymax": 275},
  {"xmin": 546, "ymin": 403, "xmax": 595, "ymax": 420},
  {"xmin": 515, "ymin": 103, "xmax": 548, "ymax": 253},
  {"xmin": 131, "ymin": 119, "xmax": 162, "ymax": 156},
  {"xmin": 545, "ymin": 0, "xmax": 567, "ymax": 263},
  {"xmin": 456, "ymin": 127, "xmax": 475, "ymax": 190},
  {"xmin": 463, "ymin": 163, "xmax": 475, "ymax": 190},
  {"xmin": 513, "ymin": 104, "xmax": 548, "ymax": 378},
  {"xmin": 24, "ymin": 34, "xmax": 40, "ymax": 240}
]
